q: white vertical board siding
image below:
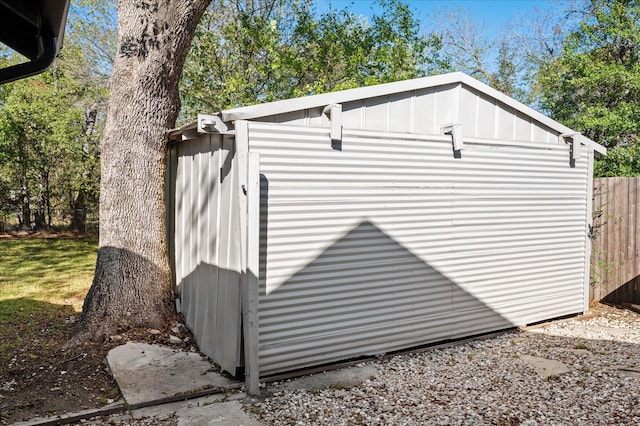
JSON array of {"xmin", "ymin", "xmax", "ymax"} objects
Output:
[
  {"xmin": 172, "ymin": 135, "xmax": 243, "ymax": 375},
  {"xmin": 247, "ymin": 122, "xmax": 589, "ymax": 376},
  {"xmin": 253, "ymin": 84, "xmax": 560, "ymax": 145},
  {"xmin": 215, "ymin": 136, "xmax": 244, "ymax": 372}
]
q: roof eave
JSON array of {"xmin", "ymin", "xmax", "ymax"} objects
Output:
[
  {"xmin": 193, "ymin": 72, "xmax": 606, "ymax": 155},
  {"xmin": 221, "ymin": 72, "xmax": 469, "ymax": 122}
]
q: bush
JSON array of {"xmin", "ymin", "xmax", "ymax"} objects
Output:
[{"xmin": 594, "ymin": 144, "xmax": 640, "ymax": 178}]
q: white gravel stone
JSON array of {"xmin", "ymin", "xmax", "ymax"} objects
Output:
[
  {"xmin": 168, "ymin": 335, "xmax": 182, "ymax": 344},
  {"xmin": 253, "ymin": 306, "xmax": 640, "ymax": 425}
]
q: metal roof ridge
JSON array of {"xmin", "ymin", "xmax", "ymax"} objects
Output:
[
  {"xmin": 220, "ymin": 72, "xmax": 467, "ymax": 122},
  {"xmin": 176, "ymin": 72, "xmax": 605, "ymax": 154}
]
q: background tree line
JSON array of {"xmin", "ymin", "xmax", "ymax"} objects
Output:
[
  {"xmin": 0, "ymin": 0, "xmax": 113, "ymax": 231},
  {"xmin": 0, "ymin": 0, "xmax": 638, "ymax": 231}
]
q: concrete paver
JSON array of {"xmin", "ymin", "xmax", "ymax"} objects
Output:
[
  {"xmin": 106, "ymin": 342, "xmax": 262, "ymax": 425},
  {"xmin": 105, "ymin": 343, "xmax": 379, "ymax": 425},
  {"xmin": 106, "ymin": 342, "xmax": 236, "ymax": 405},
  {"xmin": 130, "ymin": 396, "xmax": 262, "ymax": 426},
  {"xmin": 519, "ymin": 355, "xmax": 570, "ymax": 378},
  {"xmin": 174, "ymin": 400, "xmax": 261, "ymax": 426},
  {"xmin": 270, "ymin": 364, "xmax": 378, "ymax": 392}
]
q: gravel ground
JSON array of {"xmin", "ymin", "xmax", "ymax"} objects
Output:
[
  {"xmin": 55, "ymin": 305, "xmax": 639, "ymax": 425},
  {"xmin": 69, "ymin": 412, "xmax": 178, "ymax": 425},
  {"xmin": 254, "ymin": 305, "xmax": 640, "ymax": 425}
]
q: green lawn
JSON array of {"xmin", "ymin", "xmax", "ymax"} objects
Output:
[{"xmin": 0, "ymin": 237, "xmax": 97, "ymax": 357}]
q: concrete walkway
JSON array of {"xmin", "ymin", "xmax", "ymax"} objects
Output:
[{"xmin": 105, "ymin": 342, "xmax": 261, "ymax": 425}]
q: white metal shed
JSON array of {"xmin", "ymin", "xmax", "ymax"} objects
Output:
[{"xmin": 167, "ymin": 72, "xmax": 605, "ymax": 390}]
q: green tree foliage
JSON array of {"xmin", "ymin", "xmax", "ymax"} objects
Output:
[
  {"xmin": 593, "ymin": 144, "xmax": 640, "ymax": 176},
  {"xmin": 180, "ymin": 0, "xmax": 446, "ymax": 118},
  {"xmin": 52, "ymin": 39, "xmax": 108, "ymax": 231},
  {"xmin": 0, "ymin": 165, "xmax": 14, "ymax": 230},
  {"xmin": 537, "ymin": 0, "xmax": 640, "ymax": 150},
  {"xmin": 0, "ymin": 75, "xmax": 69, "ymax": 228},
  {"xmin": 0, "ymin": 45, "xmax": 105, "ymax": 230},
  {"xmin": 430, "ymin": 0, "xmax": 640, "ymax": 177},
  {"xmin": 67, "ymin": 0, "xmax": 117, "ymax": 79},
  {"xmin": 0, "ymin": 0, "xmax": 112, "ymax": 230}
]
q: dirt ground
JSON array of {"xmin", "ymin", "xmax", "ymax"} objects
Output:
[
  {"xmin": 0, "ymin": 230, "xmax": 197, "ymax": 424},
  {"xmin": 0, "ymin": 301, "xmax": 195, "ymax": 425}
]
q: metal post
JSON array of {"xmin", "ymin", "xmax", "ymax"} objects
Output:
[{"xmin": 237, "ymin": 120, "xmax": 260, "ymax": 395}]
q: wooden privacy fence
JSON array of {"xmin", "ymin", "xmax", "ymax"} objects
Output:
[{"xmin": 591, "ymin": 177, "xmax": 640, "ymax": 304}]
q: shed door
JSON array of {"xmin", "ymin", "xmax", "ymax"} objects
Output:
[{"xmin": 247, "ymin": 122, "xmax": 588, "ymax": 376}]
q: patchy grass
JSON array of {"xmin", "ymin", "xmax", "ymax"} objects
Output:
[
  {"xmin": 0, "ymin": 234, "xmax": 194, "ymax": 424},
  {"xmin": 0, "ymin": 237, "xmax": 97, "ymax": 361}
]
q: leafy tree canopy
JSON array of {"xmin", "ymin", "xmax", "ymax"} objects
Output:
[
  {"xmin": 594, "ymin": 144, "xmax": 640, "ymax": 177},
  {"xmin": 180, "ymin": 0, "xmax": 447, "ymax": 119},
  {"xmin": 537, "ymin": 0, "xmax": 640, "ymax": 150},
  {"xmin": 0, "ymin": 39, "xmax": 105, "ymax": 229}
]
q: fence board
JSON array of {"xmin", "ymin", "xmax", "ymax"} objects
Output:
[{"xmin": 591, "ymin": 177, "xmax": 640, "ymax": 304}]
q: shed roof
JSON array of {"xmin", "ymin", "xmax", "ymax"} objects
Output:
[{"xmin": 177, "ymin": 72, "xmax": 605, "ymax": 154}]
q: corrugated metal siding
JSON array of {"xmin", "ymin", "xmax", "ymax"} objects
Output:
[
  {"xmin": 171, "ymin": 134, "xmax": 243, "ymax": 375},
  {"xmin": 447, "ymin": 138, "xmax": 588, "ymax": 336},
  {"xmin": 247, "ymin": 122, "xmax": 589, "ymax": 375}
]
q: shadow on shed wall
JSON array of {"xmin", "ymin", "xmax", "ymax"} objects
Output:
[
  {"xmin": 179, "ymin": 217, "xmax": 518, "ymax": 377},
  {"xmin": 257, "ymin": 219, "xmax": 516, "ymax": 375}
]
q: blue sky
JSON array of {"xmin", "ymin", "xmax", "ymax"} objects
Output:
[{"xmin": 317, "ymin": 0, "xmax": 562, "ymax": 38}]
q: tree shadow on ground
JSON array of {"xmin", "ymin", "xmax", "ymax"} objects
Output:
[{"xmin": 0, "ymin": 297, "xmax": 120, "ymax": 425}]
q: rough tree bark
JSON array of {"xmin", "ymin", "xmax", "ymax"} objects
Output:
[
  {"xmin": 70, "ymin": 190, "xmax": 87, "ymax": 232},
  {"xmin": 74, "ymin": 0, "xmax": 210, "ymax": 341},
  {"xmin": 19, "ymin": 183, "xmax": 30, "ymax": 230}
]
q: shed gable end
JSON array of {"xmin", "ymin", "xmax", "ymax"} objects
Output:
[{"xmin": 249, "ymin": 83, "xmax": 559, "ymax": 144}]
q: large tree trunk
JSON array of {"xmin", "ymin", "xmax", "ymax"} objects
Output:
[
  {"xmin": 69, "ymin": 190, "xmax": 87, "ymax": 232},
  {"xmin": 74, "ymin": 0, "xmax": 210, "ymax": 341},
  {"xmin": 19, "ymin": 183, "xmax": 30, "ymax": 230},
  {"xmin": 34, "ymin": 170, "xmax": 49, "ymax": 230}
]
